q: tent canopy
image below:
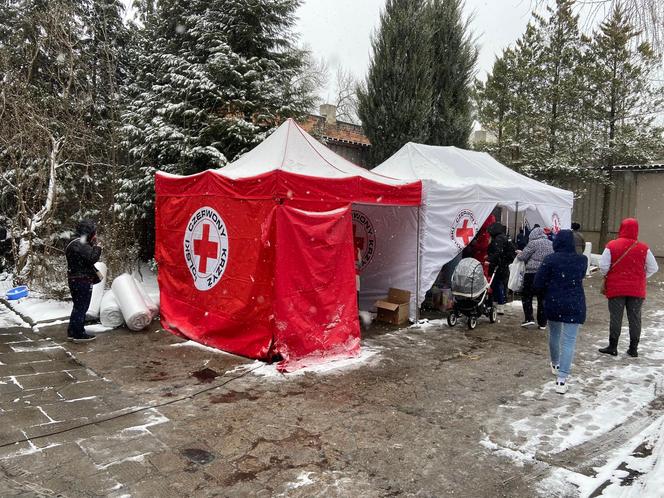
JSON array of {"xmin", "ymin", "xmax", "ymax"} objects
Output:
[
  {"xmin": 374, "ymin": 143, "xmax": 573, "ymax": 211},
  {"xmin": 155, "ymin": 120, "xmax": 421, "ymax": 371},
  {"xmin": 373, "ymin": 142, "xmax": 574, "ymax": 308}
]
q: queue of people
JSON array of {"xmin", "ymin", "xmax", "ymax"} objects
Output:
[{"xmin": 474, "ymin": 216, "xmax": 658, "ymax": 395}]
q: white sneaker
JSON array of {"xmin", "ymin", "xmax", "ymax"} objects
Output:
[
  {"xmin": 555, "ymin": 380, "xmax": 568, "ymax": 394},
  {"xmin": 550, "ymin": 363, "xmax": 560, "ymax": 376},
  {"xmin": 539, "ymin": 326, "xmax": 547, "ymax": 330},
  {"xmin": 521, "ymin": 320, "xmax": 535, "ymax": 327},
  {"xmin": 497, "ymin": 304, "xmax": 505, "ymax": 315}
]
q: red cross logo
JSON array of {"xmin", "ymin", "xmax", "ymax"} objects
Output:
[
  {"xmin": 193, "ymin": 224, "xmax": 218, "ymax": 273},
  {"xmin": 455, "ymin": 219, "xmax": 475, "ymax": 246}
]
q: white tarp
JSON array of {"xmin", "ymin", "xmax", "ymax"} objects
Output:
[{"xmin": 374, "ymin": 143, "xmax": 574, "ymax": 307}]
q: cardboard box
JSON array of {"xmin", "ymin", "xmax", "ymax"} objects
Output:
[{"xmin": 375, "ymin": 288, "xmax": 411, "ymax": 325}]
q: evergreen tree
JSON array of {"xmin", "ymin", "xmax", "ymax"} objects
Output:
[
  {"xmin": 426, "ymin": 0, "xmax": 478, "ymax": 147},
  {"xmin": 120, "ymin": 0, "xmax": 317, "ymax": 256},
  {"xmin": 357, "ymin": 0, "xmax": 433, "ymax": 165},
  {"xmin": 586, "ymin": 6, "xmax": 663, "ymax": 247}
]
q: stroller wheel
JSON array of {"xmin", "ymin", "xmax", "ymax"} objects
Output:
[
  {"xmin": 447, "ymin": 312, "xmax": 458, "ymax": 327},
  {"xmin": 468, "ymin": 316, "xmax": 478, "ymax": 330},
  {"xmin": 489, "ymin": 306, "xmax": 497, "ymax": 323}
]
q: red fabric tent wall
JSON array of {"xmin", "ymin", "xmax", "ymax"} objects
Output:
[
  {"xmin": 274, "ymin": 206, "xmax": 359, "ymax": 371},
  {"xmin": 155, "ymin": 169, "xmax": 420, "ymax": 369}
]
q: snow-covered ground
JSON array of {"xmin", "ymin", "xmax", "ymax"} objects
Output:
[{"xmin": 482, "ymin": 307, "xmax": 664, "ymax": 497}]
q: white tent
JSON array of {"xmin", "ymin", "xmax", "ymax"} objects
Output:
[
  {"xmin": 219, "ymin": 119, "xmax": 424, "ymax": 317},
  {"xmin": 373, "ymin": 143, "xmax": 574, "ymax": 308}
]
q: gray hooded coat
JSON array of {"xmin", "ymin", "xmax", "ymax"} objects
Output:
[{"xmin": 517, "ymin": 227, "xmax": 553, "ymax": 274}]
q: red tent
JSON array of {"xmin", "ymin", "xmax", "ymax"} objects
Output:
[{"xmin": 155, "ymin": 119, "xmax": 421, "ymax": 371}]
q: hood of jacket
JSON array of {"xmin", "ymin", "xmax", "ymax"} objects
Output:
[
  {"xmin": 75, "ymin": 220, "xmax": 96, "ymax": 239},
  {"xmin": 488, "ymin": 222, "xmax": 506, "ymax": 237},
  {"xmin": 553, "ymin": 229, "xmax": 575, "ymax": 253},
  {"xmin": 618, "ymin": 218, "xmax": 639, "ymax": 240},
  {"xmin": 528, "ymin": 227, "xmax": 547, "ymax": 241}
]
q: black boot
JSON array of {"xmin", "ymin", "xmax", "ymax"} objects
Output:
[
  {"xmin": 599, "ymin": 339, "xmax": 618, "ymax": 356},
  {"xmin": 626, "ymin": 346, "xmax": 638, "ymax": 357}
]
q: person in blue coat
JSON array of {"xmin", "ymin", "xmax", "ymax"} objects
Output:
[{"xmin": 534, "ymin": 229, "xmax": 587, "ymax": 394}]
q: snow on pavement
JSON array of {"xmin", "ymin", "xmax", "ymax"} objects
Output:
[
  {"xmin": 0, "ymin": 304, "xmax": 30, "ymax": 329},
  {"xmin": 8, "ymin": 297, "xmax": 72, "ymax": 323},
  {"xmin": 482, "ymin": 307, "xmax": 664, "ymax": 496}
]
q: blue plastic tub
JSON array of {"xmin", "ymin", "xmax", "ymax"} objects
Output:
[{"xmin": 6, "ymin": 286, "xmax": 29, "ymax": 300}]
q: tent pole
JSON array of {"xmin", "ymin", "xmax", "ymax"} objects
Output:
[
  {"xmin": 514, "ymin": 201, "xmax": 519, "ymax": 240},
  {"xmin": 415, "ymin": 205, "xmax": 421, "ymax": 323}
]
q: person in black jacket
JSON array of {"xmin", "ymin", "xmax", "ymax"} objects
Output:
[
  {"xmin": 534, "ymin": 229, "xmax": 587, "ymax": 395},
  {"xmin": 65, "ymin": 220, "xmax": 102, "ymax": 342},
  {"xmin": 487, "ymin": 222, "xmax": 515, "ymax": 315}
]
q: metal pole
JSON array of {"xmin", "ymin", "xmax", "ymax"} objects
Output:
[
  {"xmin": 415, "ymin": 205, "xmax": 421, "ymax": 323},
  {"xmin": 514, "ymin": 201, "xmax": 519, "ymax": 240}
]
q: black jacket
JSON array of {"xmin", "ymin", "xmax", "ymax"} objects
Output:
[
  {"xmin": 487, "ymin": 223, "xmax": 515, "ymax": 280},
  {"xmin": 66, "ymin": 220, "xmax": 102, "ymax": 282}
]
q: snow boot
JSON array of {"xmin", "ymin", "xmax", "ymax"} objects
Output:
[
  {"xmin": 599, "ymin": 339, "xmax": 618, "ymax": 356},
  {"xmin": 626, "ymin": 347, "xmax": 638, "ymax": 358}
]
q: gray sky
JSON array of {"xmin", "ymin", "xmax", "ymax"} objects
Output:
[{"xmin": 295, "ymin": 0, "xmax": 535, "ymax": 100}]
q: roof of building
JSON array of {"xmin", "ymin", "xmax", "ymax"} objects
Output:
[
  {"xmin": 614, "ymin": 162, "xmax": 664, "ymax": 172},
  {"xmin": 300, "ymin": 115, "xmax": 371, "ymax": 147}
]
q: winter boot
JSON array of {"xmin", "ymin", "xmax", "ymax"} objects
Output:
[
  {"xmin": 599, "ymin": 339, "xmax": 618, "ymax": 356},
  {"xmin": 626, "ymin": 346, "xmax": 638, "ymax": 358}
]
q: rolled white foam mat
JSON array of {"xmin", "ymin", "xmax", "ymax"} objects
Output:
[
  {"xmin": 99, "ymin": 290, "xmax": 124, "ymax": 328},
  {"xmin": 86, "ymin": 262, "xmax": 108, "ymax": 320},
  {"xmin": 111, "ymin": 273, "xmax": 152, "ymax": 331}
]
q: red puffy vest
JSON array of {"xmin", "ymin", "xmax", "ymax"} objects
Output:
[{"xmin": 605, "ymin": 219, "xmax": 649, "ymax": 299}]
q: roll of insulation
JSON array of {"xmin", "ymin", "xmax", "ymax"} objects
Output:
[
  {"xmin": 99, "ymin": 290, "xmax": 124, "ymax": 328},
  {"xmin": 133, "ymin": 277, "xmax": 159, "ymax": 318},
  {"xmin": 111, "ymin": 273, "xmax": 153, "ymax": 331},
  {"xmin": 86, "ymin": 262, "xmax": 108, "ymax": 320}
]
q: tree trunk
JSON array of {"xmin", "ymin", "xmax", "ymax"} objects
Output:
[{"xmin": 598, "ymin": 168, "xmax": 613, "ymax": 249}]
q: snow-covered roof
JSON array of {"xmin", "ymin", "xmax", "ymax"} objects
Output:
[
  {"xmin": 373, "ymin": 142, "xmax": 573, "ymax": 208},
  {"xmin": 218, "ymin": 119, "xmax": 406, "ymax": 186}
]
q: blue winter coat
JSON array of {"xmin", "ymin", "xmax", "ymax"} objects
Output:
[{"xmin": 534, "ymin": 229, "xmax": 587, "ymax": 324}]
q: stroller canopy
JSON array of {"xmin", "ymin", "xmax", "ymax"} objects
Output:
[{"xmin": 451, "ymin": 258, "xmax": 488, "ymax": 299}]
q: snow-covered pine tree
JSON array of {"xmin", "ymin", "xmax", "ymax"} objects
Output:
[
  {"xmin": 120, "ymin": 0, "xmax": 316, "ymax": 257},
  {"xmin": 426, "ymin": 0, "xmax": 477, "ymax": 147},
  {"xmin": 357, "ymin": 0, "xmax": 433, "ymax": 166}
]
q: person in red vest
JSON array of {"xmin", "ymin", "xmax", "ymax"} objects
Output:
[
  {"xmin": 598, "ymin": 218, "xmax": 659, "ymax": 357},
  {"xmin": 463, "ymin": 214, "xmax": 495, "ymax": 278}
]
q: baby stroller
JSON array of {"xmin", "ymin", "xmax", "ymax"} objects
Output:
[{"xmin": 447, "ymin": 258, "xmax": 497, "ymax": 330}]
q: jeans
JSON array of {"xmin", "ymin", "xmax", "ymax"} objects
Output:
[
  {"xmin": 522, "ymin": 273, "xmax": 546, "ymax": 326},
  {"xmin": 492, "ymin": 277, "xmax": 506, "ymax": 305},
  {"xmin": 68, "ymin": 279, "xmax": 93, "ymax": 338},
  {"xmin": 548, "ymin": 321, "xmax": 581, "ymax": 380},
  {"xmin": 609, "ymin": 297, "xmax": 643, "ymax": 349}
]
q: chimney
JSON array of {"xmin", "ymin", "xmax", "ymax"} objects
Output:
[{"xmin": 319, "ymin": 104, "xmax": 337, "ymax": 125}]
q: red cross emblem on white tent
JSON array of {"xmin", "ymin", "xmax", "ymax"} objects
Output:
[
  {"xmin": 450, "ymin": 209, "xmax": 478, "ymax": 250},
  {"xmin": 455, "ymin": 219, "xmax": 475, "ymax": 246}
]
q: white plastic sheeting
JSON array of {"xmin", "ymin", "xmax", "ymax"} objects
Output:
[
  {"xmin": 99, "ymin": 290, "xmax": 123, "ymax": 328},
  {"xmin": 111, "ymin": 274, "xmax": 152, "ymax": 331},
  {"xmin": 374, "ymin": 143, "xmax": 574, "ymax": 307},
  {"xmin": 133, "ymin": 277, "xmax": 159, "ymax": 318},
  {"xmin": 86, "ymin": 262, "xmax": 108, "ymax": 320}
]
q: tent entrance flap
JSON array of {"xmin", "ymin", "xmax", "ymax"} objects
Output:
[{"xmin": 273, "ymin": 205, "xmax": 360, "ymax": 372}]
